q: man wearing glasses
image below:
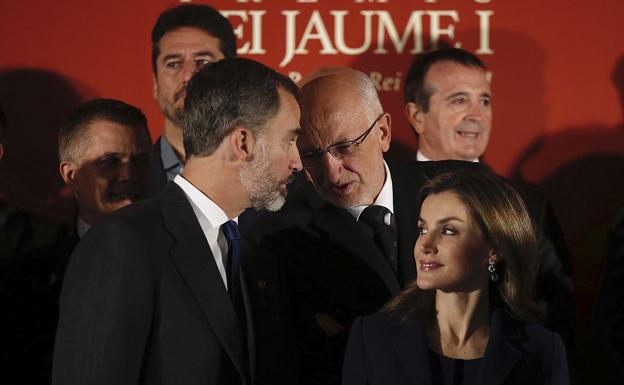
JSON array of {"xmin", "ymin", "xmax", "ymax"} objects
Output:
[{"xmin": 252, "ymin": 68, "xmax": 476, "ymax": 385}]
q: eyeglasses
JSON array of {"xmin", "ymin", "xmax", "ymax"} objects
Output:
[{"xmin": 301, "ymin": 113, "xmax": 385, "ymax": 169}]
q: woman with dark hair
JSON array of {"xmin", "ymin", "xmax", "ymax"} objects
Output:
[{"xmin": 342, "ymin": 169, "xmax": 569, "ymax": 385}]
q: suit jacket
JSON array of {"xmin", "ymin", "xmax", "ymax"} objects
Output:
[
  {"xmin": 246, "ymin": 160, "xmax": 479, "ymax": 385},
  {"xmin": 343, "ymin": 309, "xmax": 570, "ymax": 385},
  {"xmin": 147, "ymin": 136, "xmax": 168, "ymax": 198},
  {"xmin": 52, "ymin": 183, "xmax": 254, "ymax": 385},
  {"xmin": 1, "ymin": 224, "xmax": 77, "ymax": 385}
]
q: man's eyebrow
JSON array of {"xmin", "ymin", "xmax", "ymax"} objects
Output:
[
  {"xmin": 161, "ymin": 53, "xmax": 182, "ymax": 62},
  {"xmin": 193, "ymin": 51, "xmax": 217, "ymax": 58},
  {"xmin": 445, "ymin": 91, "xmax": 468, "ymax": 101},
  {"xmin": 161, "ymin": 51, "xmax": 217, "ymax": 62},
  {"xmin": 480, "ymin": 91, "xmax": 492, "ymax": 99}
]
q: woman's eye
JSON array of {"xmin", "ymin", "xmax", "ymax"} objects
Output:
[
  {"xmin": 418, "ymin": 227, "xmax": 428, "ymax": 235},
  {"xmin": 441, "ymin": 226, "xmax": 457, "ymax": 235}
]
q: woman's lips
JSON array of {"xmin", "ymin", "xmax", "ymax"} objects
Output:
[{"xmin": 419, "ymin": 262, "xmax": 443, "ymax": 271}]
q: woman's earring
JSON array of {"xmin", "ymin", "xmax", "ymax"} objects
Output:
[{"xmin": 488, "ymin": 259, "xmax": 499, "ymax": 282}]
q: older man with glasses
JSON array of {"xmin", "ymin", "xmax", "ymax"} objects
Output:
[{"xmin": 249, "ymin": 67, "xmax": 478, "ymax": 385}]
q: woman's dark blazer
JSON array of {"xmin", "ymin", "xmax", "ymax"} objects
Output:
[{"xmin": 342, "ymin": 308, "xmax": 569, "ymax": 385}]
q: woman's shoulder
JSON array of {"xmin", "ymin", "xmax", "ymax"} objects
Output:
[{"xmin": 494, "ymin": 308, "xmax": 566, "ymax": 351}]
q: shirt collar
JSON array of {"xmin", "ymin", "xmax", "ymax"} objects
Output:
[
  {"xmin": 347, "ymin": 160, "xmax": 394, "ymax": 221},
  {"xmin": 416, "ymin": 150, "xmax": 479, "ymax": 163},
  {"xmin": 173, "ymin": 174, "xmax": 235, "ymax": 229},
  {"xmin": 77, "ymin": 216, "xmax": 90, "ymax": 238},
  {"xmin": 160, "ymin": 135, "xmax": 184, "ymax": 173}
]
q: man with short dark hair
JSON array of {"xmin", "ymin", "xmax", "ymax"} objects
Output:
[
  {"xmin": 58, "ymin": 98, "xmax": 152, "ymax": 232},
  {"xmin": 52, "ymin": 58, "xmax": 302, "ymax": 385},
  {"xmin": 149, "ymin": 4, "xmax": 237, "ymax": 195},
  {"xmin": 1, "ymin": 99, "xmax": 152, "ymax": 384},
  {"xmin": 403, "ymin": 47, "xmax": 576, "ymax": 355}
]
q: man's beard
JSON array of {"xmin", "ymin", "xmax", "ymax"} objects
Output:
[
  {"xmin": 159, "ymin": 88, "xmax": 185, "ymax": 127},
  {"xmin": 239, "ymin": 140, "xmax": 290, "ymax": 212}
]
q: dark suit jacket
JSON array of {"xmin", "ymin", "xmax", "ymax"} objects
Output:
[
  {"xmin": 1, "ymin": 225, "xmax": 77, "ymax": 385},
  {"xmin": 247, "ymin": 160, "xmax": 478, "ymax": 385},
  {"xmin": 52, "ymin": 183, "xmax": 254, "ymax": 385},
  {"xmin": 343, "ymin": 309, "xmax": 570, "ymax": 385},
  {"xmin": 147, "ymin": 136, "xmax": 168, "ymax": 198}
]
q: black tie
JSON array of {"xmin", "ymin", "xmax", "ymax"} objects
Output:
[
  {"xmin": 359, "ymin": 205, "xmax": 399, "ymax": 274},
  {"xmin": 221, "ymin": 220, "xmax": 248, "ymax": 349},
  {"xmin": 222, "ymin": 220, "xmax": 241, "ymax": 299}
]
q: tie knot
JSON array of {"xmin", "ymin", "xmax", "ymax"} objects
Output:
[
  {"xmin": 222, "ymin": 220, "xmax": 240, "ymax": 242},
  {"xmin": 359, "ymin": 205, "xmax": 394, "ymax": 228}
]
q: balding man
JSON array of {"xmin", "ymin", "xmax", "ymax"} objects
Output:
[{"xmin": 250, "ymin": 68, "xmax": 476, "ymax": 385}]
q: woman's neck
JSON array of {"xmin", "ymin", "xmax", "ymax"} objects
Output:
[{"xmin": 427, "ymin": 289, "xmax": 491, "ymax": 359}]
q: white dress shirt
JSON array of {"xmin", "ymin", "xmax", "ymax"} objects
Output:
[
  {"xmin": 76, "ymin": 216, "xmax": 90, "ymax": 239},
  {"xmin": 174, "ymin": 174, "xmax": 235, "ymax": 290},
  {"xmin": 416, "ymin": 150, "xmax": 479, "ymax": 163},
  {"xmin": 346, "ymin": 160, "xmax": 394, "ymax": 221}
]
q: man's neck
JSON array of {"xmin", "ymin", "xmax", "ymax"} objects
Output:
[
  {"xmin": 181, "ymin": 157, "xmax": 248, "ymax": 220},
  {"xmin": 163, "ymin": 120, "xmax": 186, "ymax": 162}
]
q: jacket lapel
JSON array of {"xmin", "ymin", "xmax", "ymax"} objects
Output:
[
  {"xmin": 476, "ymin": 309, "xmax": 524, "ymax": 385},
  {"xmin": 312, "ymin": 203, "xmax": 401, "ymax": 295},
  {"xmin": 393, "ymin": 319, "xmax": 433, "ymax": 385},
  {"xmin": 159, "ymin": 183, "xmax": 249, "ymax": 384}
]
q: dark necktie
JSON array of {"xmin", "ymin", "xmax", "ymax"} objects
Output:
[
  {"xmin": 221, "ymin": 220, "xmax": 241, "ymax": 299},
  {"xmin": 359, "ymin": 205, "xmax": 399, "ymax": 274},
  {"xmin": 221, "ymin": 220, "xmax": 248, "ymax": 349}
]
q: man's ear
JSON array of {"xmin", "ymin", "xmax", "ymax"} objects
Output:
[
  {"xmin": 405, "ymin": 102, "xmax": 426, "ymax": 135},
  {"xmin": 228, "ymin": 127, "xmax": 256, "ymax": 161},
  {"xmin": 60, "ymin": 161, "xmax": 78, "ymax": 193},
  {"xmin": 0, "ymin": 143, "xmax": 4, "ymax": 161},
  {"xmin": 378, "ymin": 113, "xmax": 392, "ymax": 153}
]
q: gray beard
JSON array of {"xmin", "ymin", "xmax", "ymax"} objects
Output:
[{"xmin": 239, "ymin": 141, "xmax": 287, "ymax": 212}]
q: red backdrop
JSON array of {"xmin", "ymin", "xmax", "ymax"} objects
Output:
[{"xmin": 1, "ymin": 0, "xmax": 623, "ymax": 380}]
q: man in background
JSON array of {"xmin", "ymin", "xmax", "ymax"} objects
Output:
[
  {"xmin": 403, "ymin": 47, "xmax": 576, "ymax": 353},
  {"xmin": 1, "ymin": 98, "xmax": 152, "ymax": 384},
  {"xmin": 149, "ymin": 4, "xmax": 237, "ymax": 195}
]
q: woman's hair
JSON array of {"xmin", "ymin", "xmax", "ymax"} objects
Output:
[{"xmin": 384, "ymin": 168, "xmax": 545, "ymax": 323}]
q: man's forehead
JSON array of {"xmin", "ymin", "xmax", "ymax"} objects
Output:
[
  {"xmin": 427, "ymin": 61, "xmax": 489, "ymax": 88},
  {"xmin": 158, "ymin": 27, "xmax": 221, "ymax": 54}
]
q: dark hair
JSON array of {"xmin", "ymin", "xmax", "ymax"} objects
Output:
[
  {"xmin": 0, "ymin": 103, "xmax": 6, "ymax": 145},
  {"xmin": 151, "ymin": 4, "xmax": 237, "ymax": 73},
  {"xmin": 183, "ymin": 58, "xmax": 299, "ymax": 158},
  {"xmin": 403, "ymin": 48, "xmax": 486, "ymax": 112},
  {"xmin": 384, "ymin": 168, "xmax": 544, "ymax": 323},
  {"xmin": 59, "ymin": 98, "xmax": 149, "ymax": 162}
]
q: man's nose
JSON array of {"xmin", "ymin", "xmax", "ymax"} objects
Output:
[
  {"xmin": 182, "ymin": 61, "xmax": 196, "ymax": 82},
  {"xmin": 465, "ymin": 101, "xmax": 484, "ymax": 122},
  {"xmin": 290, "ymin": 146, "xmax": 303, "ymax": 173},
  {"xmin": 321, "ymin": 152, "xmax": 343, "ymax": 184}
]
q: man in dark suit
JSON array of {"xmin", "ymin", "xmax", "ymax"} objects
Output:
[
  {"xmin": 247, "ymin": 68, "xmax": 476, "ymax": 385},
  {"xmin": 402, "ymin": 47, "xmax": 576, "ymax": 354},
  {"xmin": 2, "ymin": 98, "xmax": 153, "ymax": 384},
  {"xmin": 148, "ymin": 4, "xmax": 237, "ymax": 196},
  {"xmin": 52, "ymin": 58, "xmax": 303, "ymax": 385}
]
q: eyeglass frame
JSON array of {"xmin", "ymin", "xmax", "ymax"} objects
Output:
[{"xmin": 300, "ymin": 112, "xmax": 386, "ymax": 168}]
